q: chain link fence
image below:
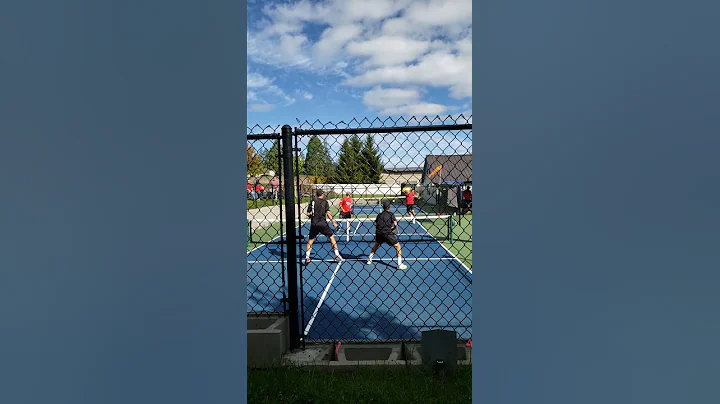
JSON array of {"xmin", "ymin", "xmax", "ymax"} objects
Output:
[
  {"xmin": 247, "ymin": 115, "xmax": 472, "ymax": 346},
  {"xmin": 246, "ymin": 126, "xmax": 290, "ymax": 317}
]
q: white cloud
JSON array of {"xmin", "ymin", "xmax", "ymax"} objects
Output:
[
  {"xmin": 297, "ymin": 90, "xmax": 314, "ymax": 100},
  {"xmin": 362, "ymin": 86, "xmax": 449, "ymax": 116},
  {"xmin": 346, "ymin": 36, "xmax": 431, "ymax": 66},
  {"xmin": 248, "ymin": 0, "xmax": 473, "ymax": 115},
  {"xmin": 246, "ymin": 69, "xmax": 296, "ymax": 111},
  {"xmin": 312, "ymin": 24, "xmax": 364, "ymax": 63},
  {"xmin": 346, "ymin": 45, "xmax": 472, "ymax": 99},
  {"xmin": 247, "ymin": 72, "xmax": 272, "ymax": 88},
  {"xmin": 404, "ymin": 0, "xmax": 472, "ymax": 26}
]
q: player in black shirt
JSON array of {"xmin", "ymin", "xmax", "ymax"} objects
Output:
[
  {"xmin": 366, "ymin": 199, "xmax": 407, "ymax": 270},
  {"xmin": 305, "ymin": 189, "xmax": 344, "ymax": 264}
]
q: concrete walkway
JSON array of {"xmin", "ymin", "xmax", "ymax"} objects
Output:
[{"xmin": 247, "ymin": 198, "xmax": 342, "ymax": 228}]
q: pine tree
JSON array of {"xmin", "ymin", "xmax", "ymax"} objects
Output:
[
  {"xmin": 262, "ymin": 140, "xmax": 306, "ymax": 176},
  {"xmin": 261, "ymin": 140, "xmax": 281, "ymax": 174},
  {"xmin": 335, "ymin": 135, "xmax": 364, "ymax": 184},
  {"xmin": 361, "ymin": 134, "xmax": 384, "ymax": 184},
  {"xmin": 303, "ymin": 135, "xmax": 333, "ymax": 183}
]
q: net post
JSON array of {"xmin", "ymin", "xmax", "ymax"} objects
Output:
[
  {"xmin": 247, "ymin": 219, "xmax": 251, "ymax": 249},
  {"xmin": 281, "ymin": 124, "xmax": 300, "ymax": 350}
]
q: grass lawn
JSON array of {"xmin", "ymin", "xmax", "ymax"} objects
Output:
[
  {"xmin": 248, "ymin": 365, "xmax": 472, "ymax": 404},
  {"xmin": 247, "ymin": 197, "xmax": 314, "ymax": 210},
  {"xmin": 447, "ymin": 214, "xmax": 472, "ymax": 270}
]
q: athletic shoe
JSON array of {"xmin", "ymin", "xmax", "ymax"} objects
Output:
[
  {"xmin": 335, "ymin": 255, "xmax": 344, "ymax": 262},
  {"xmin": 366, "ymin": 259, "xmax": 373, "ymax": 265},
  {"xmin": 305, "ymin": 257, "xmax": 310, "ymax": 264},
  {"xmin": 398, "ymin": 263, "xmax": 407, "ymax": 270}
]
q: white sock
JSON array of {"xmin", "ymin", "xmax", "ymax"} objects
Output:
[
  {"xmin": 397, "ymin": 255, "xmax": 402, "ymax": 265},
  {"xmin": 334, "ymin": 249, "xmax": 341, "ymax": 257},
  {"xmin": 368, "ymin": 253, "xmax": 374, "ymax": 261},
  {"xmin": 306, "ymin": 250, "xmax": 311, "ymax": 258}
]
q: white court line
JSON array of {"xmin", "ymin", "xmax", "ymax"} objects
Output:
[
  {"xmin": 415, "ymin": 219, "xmax": 472, "ymax": 275},
  {"xmin": 303, "ymin": 261, "xmax": 342, "ymax": 338},
  {"xmin": 249, "ymin": 257, "xmax": 459, "ymax": 264}
]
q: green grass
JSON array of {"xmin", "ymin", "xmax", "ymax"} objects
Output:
[
  {"xmin": 447, "ymin": 215, "xmax": 472, "ymax": 270},
  {"xmin": 247, "ymin": 197, "xmax": 314, "ymax": 210},
  {"xmin": 247, "ymin": 220, "xmax": 285, "ymax": 251},
  {"xmin": 248, "ymin": 365, "xmax": 472, "ymax": 404}
]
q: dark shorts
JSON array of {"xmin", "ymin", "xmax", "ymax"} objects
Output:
[
  {"xmin": 376, "ymin": 232, "xmax": 399, "ymax": 246},
  {"xmin": 406, "ymin": 204, "xmax": 414, "ymax": 213},
  {"xmin": 339, "ymin": 211, "xmax": 352, "ymax": 219},
  {"xmin": 308, "ymin": 222, "xmax": 333, "ymax": 240},
  {"xmin": 462, "ymin": 200, "xmax": 472, "ymax": 208}
]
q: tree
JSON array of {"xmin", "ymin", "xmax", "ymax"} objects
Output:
[
  {"xmin": 247, "ymin": 143, "xmax": 264, "ymax": 178},
  {"xmin": 335, "ymin": 135, "xmax": 364, "ymax": 184},
  {"xmin": 261, "ymin": 140, "xmax": 281, "ymax": 174},
  {"xmin": 303, "ymin": 135, "xmax": 334, "ymax": 183},
  {"xmin": 361, "ymin": 134, "xmax": 384, "ymax": 184},
  {"xmin": 262, "ymin": 140, "xmax": 306, "ymax": 175}
]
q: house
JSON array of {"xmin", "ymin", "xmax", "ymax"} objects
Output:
[
  {"xmin": 418, "ymin": 154, "xmax": 472, "ymax": 213},
  {"xmin": 421, "ymin": 154, "xmax": 472, "ymax": 185},
  {"xmin": 380, "ymin": 166, "xmax": 424, "ymax": 186}
]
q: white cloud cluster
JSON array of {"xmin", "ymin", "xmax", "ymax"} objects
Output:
[
  {"xmin": 247, "ymin": 0, "xmax": 472, "ymax": 116},
  {"xmin": 246, "ymin": 68, "xmax": 296, "ymax": 112}
]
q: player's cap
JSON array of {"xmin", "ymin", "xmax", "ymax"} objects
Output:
[{"xmin": 382, "ymin": 199, "xmax": 391, "ymax": 209}]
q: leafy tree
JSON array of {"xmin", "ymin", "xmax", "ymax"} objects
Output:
[
  {"xmin": 247, "ymin": 143, "xmax": 264, "ymax": 178},
  {"xmin": 303, "ymin": 135, "xmax": 334, "ymax": 183},
  {"xmin": 361, "ymin": 134, "xmax": 384, "ymax": 184}
]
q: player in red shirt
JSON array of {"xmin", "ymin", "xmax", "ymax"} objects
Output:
[
  {"xmin": 461, "ymin": 186, "xmax": 472, "ymax": 215},
  {"xmin": 405, "ymin": 188, "xmax": 417, "ymax": 223},
  {"xmin": 339, "ymin": 192, "xmax": 353, "ymax": 219}
]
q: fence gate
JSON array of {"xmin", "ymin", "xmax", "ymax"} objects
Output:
[
  {"xmin": 246, "ymin": 127, "xmax": 301, "ymax": 348},
  {"xmin": 291, "ymin": 116, "xmax": 473, "ymax": 347}
]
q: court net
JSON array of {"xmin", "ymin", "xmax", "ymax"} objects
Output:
[{"xmin": 247, "ymin": 214, "xmax": 456, "ymax": 246}]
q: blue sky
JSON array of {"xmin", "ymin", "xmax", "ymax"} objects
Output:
[{"xmin": 246, "ymin": 0, "xmax": 472, "ymax": 130}]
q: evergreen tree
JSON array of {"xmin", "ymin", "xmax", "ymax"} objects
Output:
[
  {"xmin": 261, "ymin": 140, "xmax": 281, "ymax": 174},
  {"xmin": 262, "ymin": 140, "xmax": 306, "ymax": 175},
  {"xmin": 361, "ymin": 134, "xmax": 384, "ymax": 184},
  {"xmin": 335, "ymin": 135, "xmax": 364, "ymax": 183},
  {"xmin": 303, "ymin": 135, "xmax": 333, "ymax": 183}
]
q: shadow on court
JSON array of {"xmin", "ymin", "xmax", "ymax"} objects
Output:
[
  {"xmin": 300, "ymin": 294, "xmax": 420, "ymax": 342},
  {"xmin": 247, "ymin": 281, "xmax": 421, "ymax": 341}
]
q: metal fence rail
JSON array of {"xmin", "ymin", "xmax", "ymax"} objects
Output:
[{"xmin": 247, "ymin": 115, "xmax": 472, "ymax": 349}]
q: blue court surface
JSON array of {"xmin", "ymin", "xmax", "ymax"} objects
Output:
[{"xmin": 247, "ymin": 211, "xmax": 472, "ymax": 342}]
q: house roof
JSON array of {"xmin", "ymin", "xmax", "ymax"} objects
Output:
[
  {"xmin": 421, "ymin": 154, "xmax": 472, "ymax": 184},
  {"xmin": 383, "ymin": 166, "xmax": 424, "ymax": 173}
]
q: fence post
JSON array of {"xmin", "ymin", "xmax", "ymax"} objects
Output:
[{"xmin": 281, "ymin": 125, "xmax": 300, "ymax": 350}]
